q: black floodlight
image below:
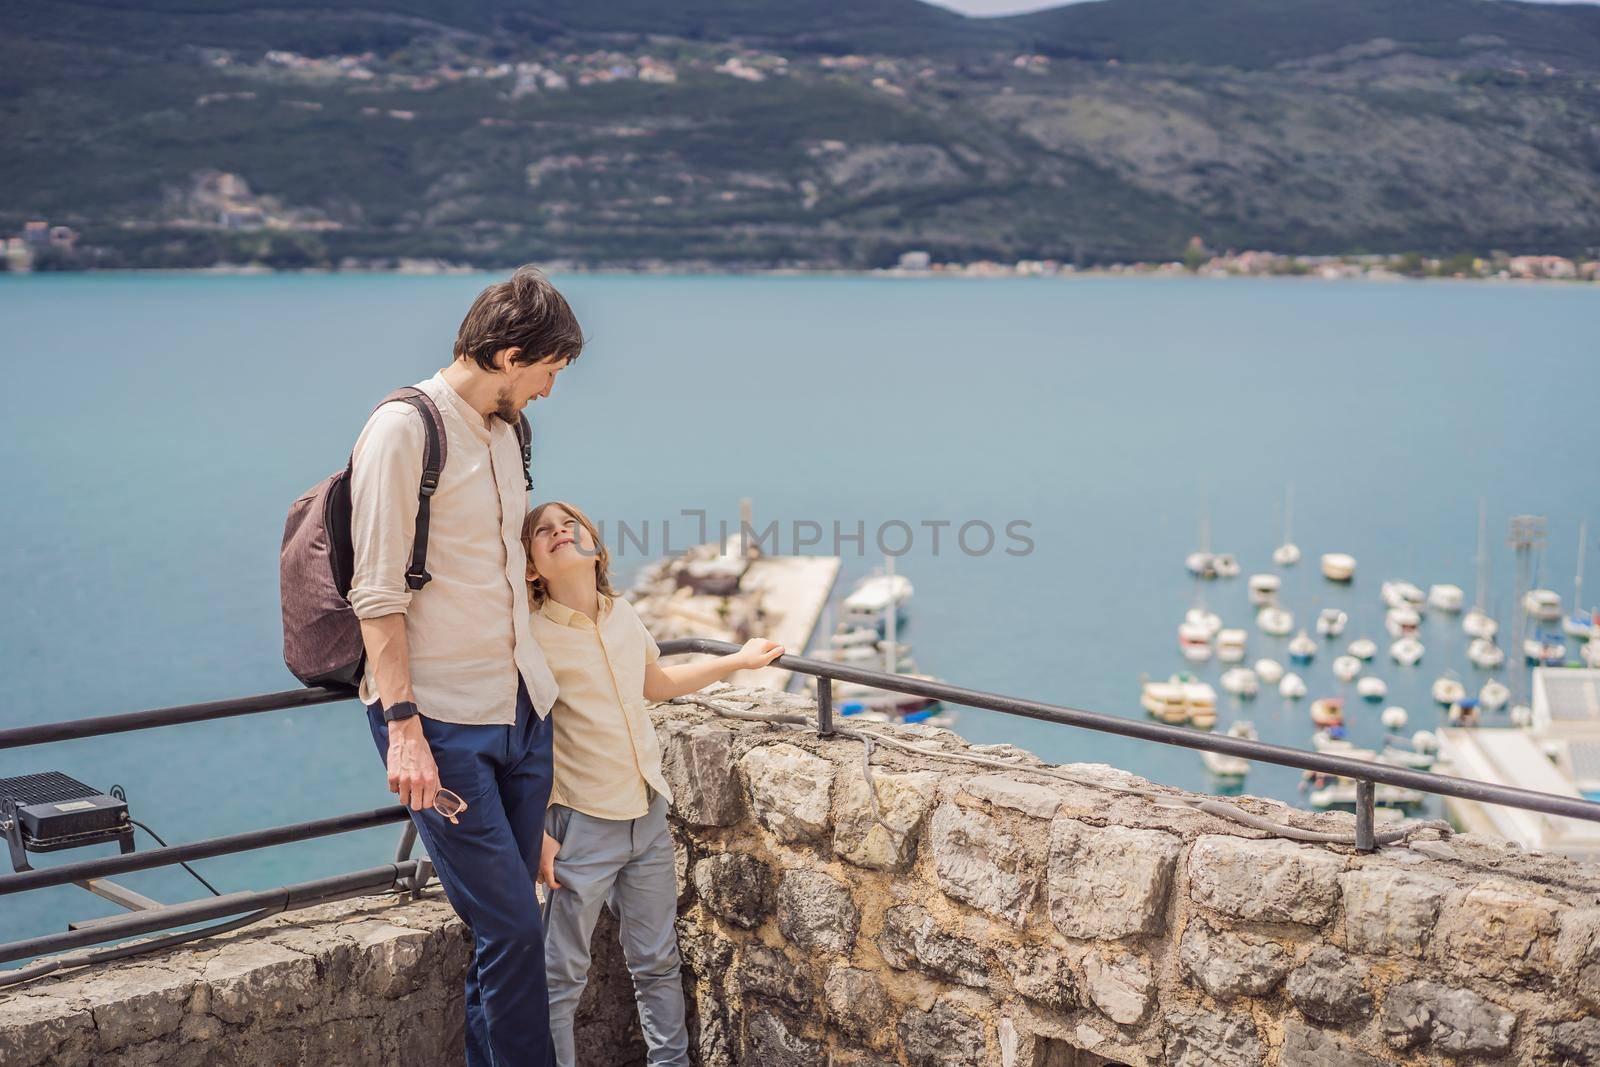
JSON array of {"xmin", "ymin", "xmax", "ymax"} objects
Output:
[{"xmin": 0, "ymin": 772, "xmax": 133, "ymax": 872}]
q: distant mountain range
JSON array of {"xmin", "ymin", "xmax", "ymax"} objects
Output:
[{"xmin": 5, "ymin": 0, "xmax": 1600, "ymax": 270}]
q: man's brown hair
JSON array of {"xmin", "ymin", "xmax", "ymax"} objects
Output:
[
  {"xmin": 521, "ymin": 500, "xmax": 617, "ymax": 608},
  {"xmin": 455, "ymin": 265, "xmax": 585, "ymax": 371}
]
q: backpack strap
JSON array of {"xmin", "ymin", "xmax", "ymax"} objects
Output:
[
  {"xmin": 371, "ymin": 387, "xmax": 447, "ymax": 592},
  {"xmin": 515, "ymin": 412, "xmax": 534, "ymax": 493}
]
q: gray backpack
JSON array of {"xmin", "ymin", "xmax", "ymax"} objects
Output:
[{"xmin": 279, "ymin": 387, "xmax": 531, "ymax": 688}]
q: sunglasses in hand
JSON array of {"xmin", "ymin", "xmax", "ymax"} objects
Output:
[{"xmin": 433, "ymin": 788, "xmax": 468, "ymax": 825}]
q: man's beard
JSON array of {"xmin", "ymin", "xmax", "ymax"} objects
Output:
[{"xmin": 493, "ymin": 387, "xmax": 519, "ymax": 424}]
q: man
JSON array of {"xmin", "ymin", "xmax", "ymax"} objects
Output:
[{"xmin": 349, "ymin": 266, "xmax": 582, "ymax": 1067}]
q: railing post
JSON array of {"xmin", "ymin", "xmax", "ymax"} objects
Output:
[
  {"xmin": 817, "ymin": 676, "xmax": 834, "ymax": 737},
  {"xmin": 1354, "ymin": 780, "xmax": 1376, "ymax": 852}
]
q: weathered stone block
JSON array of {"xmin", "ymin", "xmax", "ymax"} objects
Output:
[
  {"xmin": 1082, "ymin": 949, "xmax": 1152, "ymax": 1026},
  {"xmin": 1286, "ymin": 946, "xmax": 1372, "ymax": 1026},
  {"xmin": 744, "ymin": 1010, "xmax": 824, "ymax": 1067},
  {"xmin": 1380, "ymin": 979, "xmax": 1517, "ymax": 1057},
  {"xmin": 1433, "ymin": 879, "xmax": 1563, "ymax": 983},
  {"xmin": 898, "ymin": 998, "xmax": 990, "ymax": 1067},
  {"xmin": 1177, "ymin": 921, "xmax": 1290, "ymax": 1001},
  {"xmin": 1542, "ymin": 1016, "xmax": 1600, "ymax": 1066},
  {"xmin": 661, "ymin": 722, "xmax": 745, "ymax": 826},
  {"xmin": 824, "ymin": 966, "xmax": 892, "ymax": 1048},
  {"xmin": 996, "ymin": 944, "xmax": 1078, "ymax": 1012},
  {"xmin": 692, "ymin": 852, "xmax": 775, "ymax": 930},
  {"xmin": 959, "ymin": 774, "xmax": 1062, "ymax": 819},
  {"xmin": 776, "ymin": 870, "xmax": 859, "ymax": 954},
  {"xmin": 1187, "ymin": 835, "xmax": 1343, "ymax": 926},
  {"xmin": 1555, "ymin": 906, "xmax": 1600, "ymax": 1010},
  {"xmin": 78, "ymin": 967, "xmax": 193, "ymax": 1050},
  {"xmin": 0, "ymin": 995, "xmax": 95, "ymax": 1067},
  {"xmin": 1282, "ymin": 1019, "xmax": 1385, "ymax": 1067},
  {"xmin": 200, "ymin": 939, "xmax": 319, "ymax": 1025},
  {"xmin": 929, "ymin": 802, "xmax": 1040, "ymax": 926},
  {"xmin": 1047, "ymin": 820, "xmax": 1181, "ymax": 940},
  {"xmin": 739, "ymin": 743, "xmax": 834, "ymax": 843},
  {"xmin": 878, "ymin": 904, "xmax": 992, "ymax": 988},
  {"xmin": 1339, "ymin": 866, "xmax": 1450, "ymax": 958},
  {"xmin": 354, "ymin": 921, "xmax": 433, "ymax": 1000},
  {"xmin": 1163, "ymin": 1010, "xmax": 1264, "ymax": 1067},
  {"xmin": 833, "ymin": 766, "xmax": 939, "ymax": 872},
  {"xmin": 736, "ymin": 943, "xmax": 814, "ymax": 1011}
]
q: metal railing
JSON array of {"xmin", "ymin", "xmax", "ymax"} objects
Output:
[{"xmin": 4, "ymin": 636, "xmax": 1600, "ymax": 974}]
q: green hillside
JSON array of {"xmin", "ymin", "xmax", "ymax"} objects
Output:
[{"xmin": 4, "ymin": 0, "xmax": 1599, "ymax": 271}]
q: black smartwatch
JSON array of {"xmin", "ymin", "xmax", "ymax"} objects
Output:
[{"xmin": 382, "ymin": 700, "xmax": 421, "ymax": 724}]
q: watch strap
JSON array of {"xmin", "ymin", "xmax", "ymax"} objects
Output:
[{"xmin": 383, "ymin": 700, "xmax": 421, "ymax": 723}]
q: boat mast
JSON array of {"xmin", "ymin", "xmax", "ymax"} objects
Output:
[
  {"xmin": 1576, "ymin": 519, "xmax": 1588, "ymax": 615},
  {"xmin": 1283, "ymin": 482, "xmax": 1294, "ymax": 546},
  {"xmin": 884, "ymin": 554, "xmax": 898, "ymax": 676},
  {"xmin": 1474, "ymin": 498, "xmax": 1489, "ymax": 612}
]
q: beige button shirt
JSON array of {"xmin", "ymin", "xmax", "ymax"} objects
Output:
[
  {"xmin": 348, "ymin": 371, "xmax": 558, "ymax": 724},
  {"xmin": 532, "ymin": 593, "xmax": 673, "ymax": 820}
]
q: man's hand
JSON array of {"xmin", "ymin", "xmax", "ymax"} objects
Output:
[
  {"xmin": 538, "ymin": 831, "xmax": 562, "ymax": 890},
  {"xmin": 386, "ymin": 716, "xmax": 441, "ymax": 811},
  {"xmin": 732, "ymin": 637, "xmax": 786, "ymax": 672}
]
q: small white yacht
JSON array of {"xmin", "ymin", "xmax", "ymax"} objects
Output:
[
  {"xmin": 1380, "ymin": 705, "xmax": 1409, "ymax": 730},
  {"xmin": 1201, "ymin": 720, "xmax": 1258, "ymax": 778},
  {"xmin": 841, "ymin": 572, "xmax": 913, "ymax": 629},
  {"xmin": 1382, "ymin": 580, "xmax": 1427, "ymax": 611},
  {"xmin": 1254, "ymin": 658, "xmax": 1285, "ymax": 685},
  {"xmin": 1247, "ymin": 573, "xmax": 1281, "ymax": 606},
  {"xmin": 1390, "ymin": 636, "xmax": 1425, "ymax": 666},
  {"xmin": 1186, "ymin": 551, "xmax": 1217, "ymax": 579},
  {"xmin": 1428, "ymin": 584, "xmax": 1465, "ymax": 613},
  {"xmin": 1463, "ymin": 607, "xmax": 1499, "ymax": 640},
  {"xmin": 1216, "ymin": 629, "xmax": 1248, "ymax": 664},
  {"xmin": 1384, "ymin": 606, "xmax": 1421, "ymax": 639},
  {"xmin": 1178, "ymin": 621, "xmax": 1214, "ymax": 663},
  {"xmin": 1220, "ymin": 667, "xmax": 1260, "ymax": 699},
  {"xmin": 1523, "ymin": 588, "xmax": 1563, "ymax": 622},
  {"xmin": 1467, "ymin": 638, "xmax": 1505, "ymax": 670},
  {"xmin": 1288, "ymin": 630, "xmax": 1318, "ymax": 662},
  {"xmin": 1316, "ymin": 608, "xmax": 1348, "ymax": 638},
  {"xmin": 1357, "ymin": 676, "xmax": 1388, "ymax": 702},
  {"xmin": 1213, "ymin": 553, "xmax": 1241, "ymax": 579},
  {"xmin": 1431, "ymin": 674, "xmax": 1466, "ymax": 706},
  {"xmin": 1141, "ymin": 674, "xmax": 1217, "ymax": 725},
  {"xmin": 1332, "ymin": 655, "xmax": 1363, "ymax": 682},
  {"xmin": 1256, "ymin": 606, "xmax": 1294, "ymax": 637},
  {"xmin": 1478, "ymin": 678, "xmax": 1510, "ymax": 711},
  {"xmin": 1185, "ymin": 606, "xmax": 1223, "ymax": 637},
  {"xmin": 1523, "ymin": 634, "xmax": 1566, "ymax": 666},
  {"xmin": 1347, "ymin": 637, "xmax": 1378, "ymax": 661},
  {"xmin": 1321, "ymin": 553, "xmax": 1356, "ymax": 582},
  {"xmin": 1278, "ymin": 672, "xmax": 1308, "ymax": 699}
]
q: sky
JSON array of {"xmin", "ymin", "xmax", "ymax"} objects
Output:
[{"xmin": 933, "ymin": 0, "xmax": 1600, "ymax": 15}]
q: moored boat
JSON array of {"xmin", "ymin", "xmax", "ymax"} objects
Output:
[
  {"xmin": 1478, "ymin": 678, "xmax": 1510, "ymax": 711},
  {"xmin": 1309, "ymin": 697, "xmax": 1344, "ymax": 727},
  {"xmin": 1201, "ymin": 720, "xmax": 1258, "ymax": 778},
  {"xmin": 1428, "ymin": 583, "xmax": 1465, "ymax": 613},
  {"xmin": 1357, "ymin": 676, "xmax": 1388, "ymax": 702},
  {"xmin": 1467, "ymin": 638, "xmax": 1505, "ymax": 670},
  {"xmin": 1316, "ymin": 608, "xmax": 1348, "ymax": 638},
  {"xmin": 1247, "ymin": 573, "xmax": 1281, "ymax": 606},
  {"xmin": 1278, "ymin": 672, "xmax": 1308, "ymax": 699},
  {"xmin": 1384, "ymin": 606, "xmax": 1421, "ymax": 639},
  {"xmin": 1220, "ymin": 667, "xmax": 1260, "ymax": 699},
  {"xmin": 1257, "ymin": 606, "xmax": 1294, "ymax": 637},
  {"xmin": 1382, "ymin": 580, "xmax": 1426, "ymax": 612},
  {"xmin": 1321, "ymin": 553, "xmax": 1356, "ymax": 582},
  {"xmin": 1141, "ymin": 673, "xmax": 1217, "ymax": 726},
  {"xmin": 1390, "ymin": 636, "xmax": 1425, "ymax": 666},
  {"xmin": 1523, "ymin": 588, "xmax": 1563, "ymax": 622},
  {"xmin": 1332, "ymin": 655, "xmax": 1362, "ymax": 683},
  {"xmin": 1254, "ymin": 658, "xmax": 1285, "ymax": 685},
  {"xmin": 1347, "ymin": 637, "xmax": 1377, "ymax": 661},
  {"xmin": 1431, "ymin": 674, "xmax": 1466, "ymax": 706},
  {"xmin": 1216, "ymin": 628, "xmax": 1248, "ymax": 664}
]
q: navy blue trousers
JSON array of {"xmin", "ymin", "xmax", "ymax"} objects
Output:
[{"xmin": 366, "ymin": 680, "xmax": 555, "ymax": 1067}]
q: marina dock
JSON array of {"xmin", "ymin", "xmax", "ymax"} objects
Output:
[
  {"xmin": 1435, "ymin": 668, "xmax": 1600, "ymax": 858},
  {"xmin": 626, "ymin": 520, "xmax": 840, "ymax": 691}
]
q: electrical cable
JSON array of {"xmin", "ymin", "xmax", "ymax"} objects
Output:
[{"xmin": 108, "ymin": 785, "xmax": 223, "ymax": 897}]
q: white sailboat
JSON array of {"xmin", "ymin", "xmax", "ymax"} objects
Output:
[
  {"xmin": 1216, "ymin": 629, "xmax": 1248, "ymax": 664},
  {"xmin": 1347, "ymin": 637, "xmax": 1377, "ymax": 661},
  {"xmin": 1427, "ymin": 584, "xmax": 1465, "ymax": 613},
  {"xmin": 1288, "ymin": 630, "xmax": 1318, "ymax": 662},
  {"xmin": 1247, "ymin": 573, "xmax": 1281, "ymax": 606},
  {"xmin": 1320, "ymin": 553, "xmax": 1356, "ymax": 582},
  {"xmin": 1186, "ymin": 509, "xmax": 1218, "ymax": 578},
  {"xmin": 1256, "ymin": 605, "xmax": 1294, "ymax": 636},
  {"xmin": 1463, "ymin": 499, "xmax": 1498, "ymax": 639},
  {"xmin": 1357, "ymin": 676, "xmax": 1388, "ymax": 702},
  {"xmin": 1315, "ymin": 608, "xmax": 1348, "ymax": 638},
  {"xmin": 1390, "ymin": 636, "xmax": 1425, "ymax": 666},
  {"xmin": 1332, "ymin": 655, "xmax": 1363, "ymax": 682},
  {"xmin": 1201, "ymin": 720, "xmax": 1258, "ymax": 778},
  {"xmin": 1272, "ymin": 483, "xmax": 1301, "ymax": 567},
  {"xmin": 1431, "ymin": 674, "xmax": 1466, "ymax": 706},
  {"xmin": 1384, "ymin": 606, "xmax": 1421, "ymax": 639},
  {"xmin": 1278, "ymin": 672, "xmax": 1308, "ymax": 699},
  {"xmin": 1478, "ymin": 678, "xmax": 1510, "ymax": 711},
  {"xmin": 1254, "ymin": 658, "xmax": 1285, "ymax": 684},
  {"xmin": 1220, "ymin": 667, "xmax": 1260, "ymax": 698},
  {"xmin": 1467, "ymin": 638, "xmax": 1505, "ymax": 670},
  {"xmin": 1382, "ymin": 580, "xmax": 1426, "ymax": 612}
]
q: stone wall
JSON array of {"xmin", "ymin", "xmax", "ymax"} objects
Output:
[
  {"xmin": 6, "ymin": 683, "xmax": 1600, "ymax": 1066},
  {"xmin": 651, "ymin": 685, "xmax": 1600, "ymax": 1067}
]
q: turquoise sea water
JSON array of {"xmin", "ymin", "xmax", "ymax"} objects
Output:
[{"xmin": 3, "ymin": 272, "xmax": 1598, "ymax": 946}]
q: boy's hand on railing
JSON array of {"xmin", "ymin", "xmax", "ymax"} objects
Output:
[
  {"xmin": 732, "ymin": 638, "xmax": 786, "ymax": 672},
  {"xmin": 538, "ymin": 832, "xmax": 562, "ymax": 890}
]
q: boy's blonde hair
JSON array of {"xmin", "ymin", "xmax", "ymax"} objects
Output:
[{"xmin": 521, "ymin": 500, "xmax": 617, "ymax": 608}]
